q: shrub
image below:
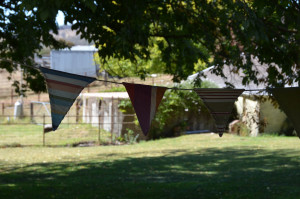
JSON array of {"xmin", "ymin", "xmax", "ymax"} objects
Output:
[
  {"xmin": 229, "ymin": 120, "xmax": 250, "ymax": 136},
  {"xmin": 124, "ymin": 128, "xmax": 139, "ymax": 144}
]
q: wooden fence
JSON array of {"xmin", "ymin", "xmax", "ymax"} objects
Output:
[
  {"xmin": 0, "ymin": 114, "xmax": 140, "ymax": 147},
  {"xmin": 0, "ymin": 101, "xmax": 142, "ymax": 146}
]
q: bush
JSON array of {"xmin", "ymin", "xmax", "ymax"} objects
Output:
[
  {"xmin": 229, "ymin": 120, "xmax": 251, "ymax": 136},
  {"xmin": 124, "ymin": 128, "xmax": 139, "ymax": 144}
]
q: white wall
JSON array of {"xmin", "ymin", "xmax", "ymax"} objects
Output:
[
  {"xmin": 260, "ymin": 100, "xmax": 287, "ymax": 134},
  {"xmin": 236, "ymin": 96, "xmax": 288, "ymax": 136}
]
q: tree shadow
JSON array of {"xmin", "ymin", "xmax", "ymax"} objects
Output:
[{"xmin": 0, "ymin": 147, "xmax": 299, "ymax": 199}]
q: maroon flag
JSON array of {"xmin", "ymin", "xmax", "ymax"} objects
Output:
[
  {"xmin": 194, "ymin": 88, "xmax": 244, "ymax": 137},
  {"xmin": 123, "ymin": 83, "xmax": 167, "ymax": 136}
]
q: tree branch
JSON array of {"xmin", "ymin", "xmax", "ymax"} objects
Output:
[
  {"xmin": 149, "ymin": 33, "xmax": 192, "ymax": 39},
  {"xmin": 291, "ymin": 0, "xmax": 300, "ymax": 11}
]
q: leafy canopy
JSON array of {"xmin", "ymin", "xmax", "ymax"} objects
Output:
[
  {"xmin": 1, "ymin": 0, "xmax": 300, "ymax": 93},
  {"xmin": 0, "ymin": 0, "xmax": 72, "ymax": 93}
]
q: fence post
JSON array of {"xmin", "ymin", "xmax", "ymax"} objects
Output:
[
  {"xmin": 30, "ymin": 102, "xmax": 34, "ymax": 122},
  {"xmin": 98, "ymin": 114, "xmax": 101, "ymax": 145},
  {"xmin": 117, "ymin": 97, "xmax": 120, "ymax": 137},
  {"xmin": 2, "ymin": 103, "xmax": 4, "ymax": 115},
  {"xmin": 111, "ymin": 97, "xmax": 114, "ymax": 143},
  {"xmin": 11, "ymin": 89, "xmax": 13, "ymax": 105},
  {"xmin": 43, "ymin": 114, "xmax": 45, "ymax": 147},
  {"xmin": 76, "ymin": 100, "xmax": 80, "ymax": 123},
  {"xmin": 104, "ymin": 72, "xmax": 108, "ymax": 86}
]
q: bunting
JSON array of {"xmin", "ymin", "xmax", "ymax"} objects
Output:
[
  {"xmin": 270, "ymin": 87, "xmax": 300, "ymax": 138},
  {"xmin": 40, "ymin": 67, "xmax": 96, "ymax": 131},
  {"xmin": 194, "ymin": 88, "xmax": 244, "ymax": 137},
  {"xmin": 123, "ymin": 82, "xmax": 167, "ymax": 136},
  {"xmin": 34, "ymin": 65, "xmax": 300, "ymax": 139}
]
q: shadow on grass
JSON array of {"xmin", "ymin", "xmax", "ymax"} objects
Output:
[{"xmin": 0, "ymin": 147, "xmax": 299, "ymax": 199}]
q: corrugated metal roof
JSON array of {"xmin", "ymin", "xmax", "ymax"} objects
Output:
[
  {"xmin": 188, "ymin": 58, "xmax": 297, "ymax": 95},
  {"xmin": 57, "ymin": 45, "xmax": 97, "ymax": 52}
]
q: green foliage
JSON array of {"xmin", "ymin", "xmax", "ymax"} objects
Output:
[
  {"xmin": 94, "ymin": 38, "xmax": 168, "ymax": 78},
  {"xmin": 149, "ymin": 80, "xmax": 218, "ymax": 139},
  {"xmin": 2, "ymin": 0, "xmax": 300, "ymax": 93},
  {"xmin": 57, "ymin": 0, "xmax": 300, "ymax": 87},
  {"xmin": 118, "ymin": 99, "xmax": 134, "ymax": 113},
  {"xmin": 115, "ymin": 129, "xmax": 139, "ymax": 144},
  {"xmin": 0, "ymin": 1, "xmax": 69, "ymax": 94},
  {"xmin": 123, "ymin": 128, "xmax": 139, "ymax": 144}
]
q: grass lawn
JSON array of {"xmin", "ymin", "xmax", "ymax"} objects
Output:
[
  {"xmin": 0, "ymin": 124, "xmax": 112, "ymax": 146},
  {"xmin": 0, "ymin": 132, "xmax": 300, "ymax": 198}
]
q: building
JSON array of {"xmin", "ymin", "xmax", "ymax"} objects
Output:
[
  {"xmin": 188, "ymin": 61, "xmax": 295, "ymax": 136},
  {"xmin": 51, "ymin": 45, "xmax": 98, "ymax": 77}
]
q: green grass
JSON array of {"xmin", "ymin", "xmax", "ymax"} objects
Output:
[
  {"xmin": 0, "ymin": 132, "xmax": 300, "ymax": 198},
  {"xmin": 0, "ymin": 124, "xmax": 111, "ymax": 147}
]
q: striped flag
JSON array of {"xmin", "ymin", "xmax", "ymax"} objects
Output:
[
  {"xmin": 40, "ymin": 67, "xmax": 96, "ymax": 131},
  {"xmin": 123, "ymin": 83, "xmax": 167, "ymax": 136},
  {"xmin": 194, "ymin": 88, "xmax": 244, "ymax": 137},
  {"xmin": 270, "ymin": 87, "xmax": 300, "ymax": 138}
]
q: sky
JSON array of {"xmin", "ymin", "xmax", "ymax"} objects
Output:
[{"xmin": 56, "ymin": 11, "xmax": 65, "ymax": 26}]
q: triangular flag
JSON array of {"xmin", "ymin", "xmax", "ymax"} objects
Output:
[
  {"xmin": 194, "ymin": 88, "xmax": 244, "ymax": 137},
  {"xmin": 40, "ymin": 67, "xmax": 95, "ymax": 130},
  {"xmin": 270, "ymin": 87, "xmax": 300, "ymax": 138},
  {"xmin": 123, "ymin": 82, "xmax": 167, "ymax": 136}
]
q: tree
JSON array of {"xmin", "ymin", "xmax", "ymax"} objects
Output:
[
  {"xmin": 94, "ymin": 38, "xmax": 168, "ymax": 78},
  {"xmin": 58, "ymin": 0, "xmax": 300, "ymax": 87},
  {"xmin": 1, "ymin": 0, "xmax": 300, "ymax": 93},
  {"xmin": 0, "ymin": 1, "xmax": 68, "ymax": 93}
]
